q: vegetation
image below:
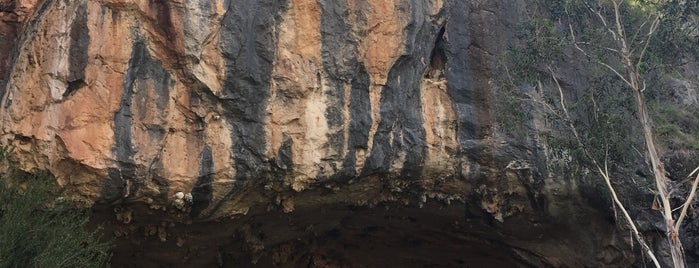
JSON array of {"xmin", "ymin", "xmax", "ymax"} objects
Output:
[
  {"xmin": 0, "ymin": 147, "xmax": 111, "ymax": 267},
  {"xmin": 498, "ymin": 0, "xmax": 699, "ymax": 267}
]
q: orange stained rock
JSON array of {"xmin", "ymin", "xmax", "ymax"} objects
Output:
[
  {"xmin": 420, "ymin": 77, "xmax": 458, "ymax": 176},
  {"xmin": 56, "ymin": 2, "xmax": 134, "ymax": 170},
  {"xmin": 360, "ymin": 0, "xmax": 407, "ymax": 162},
  {"xmin": 0, "ymin": 0, "xmax": 457, "ymax": 208},
  {"xmin": 267, "ymin": 0, "xmax": 326, "ymax": 189}
]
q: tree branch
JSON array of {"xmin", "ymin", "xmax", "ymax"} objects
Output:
[
  {"xmin": 545, "ymin": 66, "xmax": 661, "ymax": 268},
  {"xmin": 675, "ymin": 167, "xmax": 699, "ymax": 230}
]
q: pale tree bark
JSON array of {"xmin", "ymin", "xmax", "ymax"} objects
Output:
[
  {"xmin": 508, "ymin": 1, "xmax": 699, "ymax": 265},
  {"xmin": 610, "ymin": 1, "xmax": 684, "ymax": 266},
  {"xmin": 551, "ymin": 1, "xmax": 699, "ymax": 267},
  {"xmin": 544, "ymin": 66, "xmax": 662, "ymax": 268}
]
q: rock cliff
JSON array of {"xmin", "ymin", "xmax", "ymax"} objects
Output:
[{"xmin": 1, "ymin": 0, "xmax": 697, "ymax": 267}]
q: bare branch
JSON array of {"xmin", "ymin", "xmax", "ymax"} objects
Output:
[
  {"xmin": 630, "ymin": 15, "xmax": 651, "ymax": 47},
  {"xmin": 546, "ymin": 66, "xmax": 661, "ymax": 267},
  {"xmin": 585, "ymin": 1, "xmax": 622, "ymax": 41},
  {"xmin": 597, "ymin": 61, "xmax": 634, "ymax": 88},
  {"xmin": 568, "ymin": 23, "xmax": 634, "ymax": 88},
  {"xmin": 612, "ymin": 1, "xmax": 631, "ymax": 56},
  {"xmin": 676, "ymin": 167, "xmax": 699, "ymax": 229},
  {"xmin": 572, "ymin": 40, "xmax": 621, "ymax": 54},
  {"xmin": 607, "ymin": 2, "xmax": 686, "ymax": 266},
  {"xmin": 636, "ymin": 15, "xmax": 661, "ymax": 68}
]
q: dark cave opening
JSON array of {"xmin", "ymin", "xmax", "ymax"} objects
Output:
[{"xmin": 96, "ymin": 201, "xmax": 542, "ymax": 268}]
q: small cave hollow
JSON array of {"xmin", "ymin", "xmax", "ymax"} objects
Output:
[{"xmin": 425, "ymin": 26, "xmax": 447, "ymax": 80}]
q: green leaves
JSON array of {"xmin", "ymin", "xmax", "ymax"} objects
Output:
[
  {"xmin": 0, "ymin": 167, "xmax": 111, "ymax": 267},
  {"xmin": 510, "ymin": 18, "xmax": 566, "ymax": 85}
]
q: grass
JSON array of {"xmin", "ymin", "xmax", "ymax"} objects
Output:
[{"xmin": 0, "ymin": 148, "xmax": 111, "ymax": 267}]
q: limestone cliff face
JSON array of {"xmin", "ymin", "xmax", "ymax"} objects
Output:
[
  {"xmin": 0, "ymin": 0, "xmax": 494, "ymax": 216},
  {"xmin": 0, "ymin": 0, "xmax": 661, "ymax": 266}
]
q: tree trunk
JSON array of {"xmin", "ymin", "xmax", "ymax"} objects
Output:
[{"xmin": 626, "ymin": 57, "xmax": 686, "ymax": 268}]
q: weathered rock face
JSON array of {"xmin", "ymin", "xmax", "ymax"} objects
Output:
[
  {"xmin": 0, "ymin": 0, "xmax": 503, "ymax": 218},
  {"xmin": 2, "ymin": 0, "xmax": 691, "ymax": 267}
]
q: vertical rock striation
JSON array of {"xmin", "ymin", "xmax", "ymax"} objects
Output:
[
  {"xmin": 3, "ymin": 0, "xmax": 690, "ymax": 266},
  {"xmin": 1, "ymin": 0, "xmax": 469, "ymax": 213}
]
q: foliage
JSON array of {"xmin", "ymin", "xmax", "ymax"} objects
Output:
[
  {"xmin": 493, "ymin": 85, "xmax": 532, "ymax": 137},
  {"xmin": 499, "ymin": 3, "xmax": 645, "ymax": 167},
  {"xmin": 503, "ymin": 0, "xmax": 698, "ymax": 163},
  {"xmin": 509, "ymin": 1, "xmax": 699, "ymax": 266},
  {"xmin": 0, "ymin": 148, "xmax": 111, "ymax": 267},
  {"xmin": 494, "ymin": 18, "xmax": 563, "ymax": 137},
  {"xmin": 510, "ymin": 18, "xmax": 566, "ymax": 84},
  {"xmin": 648, "ymin": 99, "xmax": 699, "ymax": 150},
  {"xmin": 533, "ymin": 0, "xmax": 589, "ymax": 23},
  {"xmin": 650, "ymin": 0, "xmax": 699, "ymax": 65},
  {"xmin": 575, "ymin": 73, "xmax": 639, "ymax": 162},
  {"xmin": 656, "ymin": 123, "xmax": 681, "ymax": 138}
]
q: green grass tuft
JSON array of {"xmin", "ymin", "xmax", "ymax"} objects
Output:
[{"xmin": 0, "ymin": 148, "xmax": 111, "ymax": 267}]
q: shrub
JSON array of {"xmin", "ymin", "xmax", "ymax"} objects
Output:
[{"xmin": 0, "ymin": 150, "xmax": 110, "ymax": 267}]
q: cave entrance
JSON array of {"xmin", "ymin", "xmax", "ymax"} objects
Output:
[{"xmin": 100, "ymin": 201, "xmax": 540, "ymax": 267}]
